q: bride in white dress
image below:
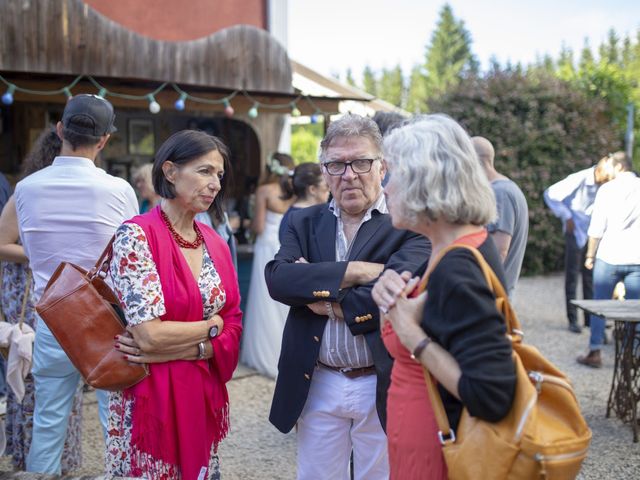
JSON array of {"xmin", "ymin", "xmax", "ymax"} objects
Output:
[{"xmin": 241, "ymin": 153, "xmax": 295, "ymax": 378}]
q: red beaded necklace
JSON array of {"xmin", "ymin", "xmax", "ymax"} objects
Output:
[{"xmin": 160, "ymin": 209, "xmax": 204, "ymax": 249}]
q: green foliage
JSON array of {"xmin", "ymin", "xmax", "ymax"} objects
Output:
[
  {"xmin": 406, "ymin": 65, "xmax": 428, "ymax": 113},
  {"xmin": 423, "ymin": 4, "xmax": 477, "ymax": 99},
  {"xmin": 345, "ymin": 68, "xmax": 356, "ymax": 87},
  {"xmin": 291, "ymin": 125, "xmax": 322, "ymax": 164},
  {"xmin": 362, "ymin": 66, "xmax": 377, "ymax": 96},
  {"xmin": 378, "ymin": 65, "xmax": 405, "ymax": 107},
  {"xmin": 429, "ymin": 70, "xmax": 620, "ymax": 275}
]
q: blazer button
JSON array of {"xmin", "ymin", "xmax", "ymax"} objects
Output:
[
  {"xmin": 367, "ymin": 314, "xmax": 373, "ymax": 320},
  {"xmin": 313, "ymin": 336, "xmax": 320, "ymax": 342},
  {"xmin": 304, "ymin": 373, "xmax": 311, "ymax": 380}
]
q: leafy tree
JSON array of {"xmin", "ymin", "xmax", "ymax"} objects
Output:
[
  {"xmin": 423, "ymin": 4, "xmax": 477, "ymax": 98},
  {"xmin": 429, "ymin": 70, "xmax": 620, "ymax": 274},
  {"xmin": 378, "ymin": 65, "xmax": 405, "ymax": 107},
  {"xmin": 557, "ymin": 44, "xmax": 575, "ymax": 77},
  {"xmin": 599, "ymin": 28, "xmax": 620, "ymax": 65},
  {"xmin": 345, "ymin": 68, "xmax": 356, "ymax": 87},
  {"xmin": 362, "ymin": 65, "xmax": 377, "ymax": 96},
  {"xmin": 578, "ymin": 40, "xmax": 595, "ymax": 70},
  {"xmin": 291, "ymin": 126, "xmax": 321, "ymax": 165},
  {"xmin": 405, "ymin": 65, "xmax": 428, "ymax": 113}
]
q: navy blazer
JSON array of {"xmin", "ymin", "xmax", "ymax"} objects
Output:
[{"xmin": 265, "ymin": 203, "xmax": 431, "ymax": 433}]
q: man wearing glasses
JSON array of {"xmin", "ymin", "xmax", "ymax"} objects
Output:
[{"xmin": 265, "ymin": 114, "xmax": 429, "ymax": 479}]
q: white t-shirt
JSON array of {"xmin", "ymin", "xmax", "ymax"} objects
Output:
[
  {"xmin": 587, "ymin": 171, "xmax": 640, "ymax": 265},
  {"xmin": 15, "ymin": 156, "xmax": 139, "ymax": 298}
]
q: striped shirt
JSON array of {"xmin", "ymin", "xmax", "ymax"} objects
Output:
[{"xmin": 317, "ymin": 193, "xmax": 387, "ymax": 368}]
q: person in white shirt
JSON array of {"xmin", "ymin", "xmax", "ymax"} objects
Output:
[
  {"xmin": 544, "ymin": 155, "xmax": 617, "ymax": 333},
  {"xmin": 14, "ymin": 94, "xmax": 139, "ymax": 474},
  {"xmin": 577, "ymin": 153, "xmax": 640, "ymax": 368}
]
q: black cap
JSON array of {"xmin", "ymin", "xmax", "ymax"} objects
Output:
[{"xmin": 62, "ymin": 94, "xmax": 117, "ymax": 136}]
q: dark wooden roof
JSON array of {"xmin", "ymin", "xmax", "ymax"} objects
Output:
[{"xmin": 0, "ymin": 0, "xmax": 292, "ymax": 93}]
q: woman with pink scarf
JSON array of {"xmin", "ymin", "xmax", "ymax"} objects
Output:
[{"xmin": 108, "ymin": 130, "xmax": 242, "ymax": 479}]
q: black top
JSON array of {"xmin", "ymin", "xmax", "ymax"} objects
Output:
[{"xmin": 421, "ymin": 237, "xmax": 517, "ymax": 431}]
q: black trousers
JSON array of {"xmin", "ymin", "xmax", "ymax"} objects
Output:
[{"xmin": 564, "ymin": 232, "xmax": 593, "ymax": 325}]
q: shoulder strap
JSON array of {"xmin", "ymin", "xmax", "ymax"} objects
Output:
[
  {"xmin": 421, "ymin": 243, "xmax": 522, "ymax": 442},
  {"xmin": 0, "ymin": 265, "xmax": 5, "ymax": 323},
  {"xmin": 88, "ymin": 235, "xmax": 115, "ymax": 280}
]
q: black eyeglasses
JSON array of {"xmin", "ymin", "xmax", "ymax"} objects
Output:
[{"xmin": 322, "ymin": 158, "xmax": 379, "ymax": 176}]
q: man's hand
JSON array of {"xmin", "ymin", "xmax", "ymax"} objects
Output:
[
  {"xmin": 341, "ymin": 261, "xmax": 385, "ymax": 288},
  {"xmin": 584, "ymin": 257, "xmax": 594, "ymax": 270},
  {"xmin": 306, "ymin": 301, "xmax": 343, "ymax": 320},
  {"xmin": 307, "ymin": 301, "xmax": 327, "ymax": 316}
]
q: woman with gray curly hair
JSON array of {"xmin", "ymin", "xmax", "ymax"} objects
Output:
[{"xmin": 372, "ymin": 114, "xmax": 517, "ymax": 479}]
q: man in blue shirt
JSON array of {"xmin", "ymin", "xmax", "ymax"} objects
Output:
[{"xmin": 544, "ymin": 155, "xmax": 616, "ymax": 333}]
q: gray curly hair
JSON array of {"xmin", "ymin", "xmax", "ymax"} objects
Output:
[{"xmin": 383, "ymin": 114, "xmax": 496, "ymax": 226}]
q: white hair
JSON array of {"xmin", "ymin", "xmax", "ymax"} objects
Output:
[{"xmin": 383, "ymin": 114, "xmax": 496, "ymax": 226}]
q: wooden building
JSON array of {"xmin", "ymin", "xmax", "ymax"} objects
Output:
[{"xmin": 0, "ymin": 0, "xmax": 351, "ymax": 209}]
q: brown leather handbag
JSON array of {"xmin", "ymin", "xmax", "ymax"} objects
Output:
[
  {"xmin": 422, "ymin": 244, "xmax": 592, "ymax": 479},
  {"xmin": 36, "ymin": 237, "xmax": 148, "ymax": 391}
]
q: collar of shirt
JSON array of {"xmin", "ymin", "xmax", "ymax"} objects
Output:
[
  {"xmin": 52, "ymin": 156, "xmax": 96, "ymax": 168},
  {"xmin": 328, "ymin": 192, "xmax": 388, "ymax": 221}
]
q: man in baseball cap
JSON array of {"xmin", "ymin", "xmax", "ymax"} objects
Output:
[
  {"xmin": 16, "ymin": 93, "xmax": 139, "ymax": 473},
  {"xmin": 61, "ymin": 93, "xmax": 117, "ymax": 137}
]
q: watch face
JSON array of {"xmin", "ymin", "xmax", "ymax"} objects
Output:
[{"xmin": 209, "ymin": 325, "xmax": 219, "ymax": 338}]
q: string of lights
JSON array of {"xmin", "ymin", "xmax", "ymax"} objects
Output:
[{"xmin": 0, "ymin": 73, "xmax": 329, "ymax": 120}]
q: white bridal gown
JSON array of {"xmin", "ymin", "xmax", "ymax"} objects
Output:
[{"xmin": 241, "ymin": 210, "xmax": 290, "ymax": 378}]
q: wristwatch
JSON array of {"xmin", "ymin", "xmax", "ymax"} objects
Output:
[{"xmin": 208, "ymin": 325, "xmax": 219, "ymax": 339}]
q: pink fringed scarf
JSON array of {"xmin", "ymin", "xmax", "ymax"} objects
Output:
[{"xmin": 124, "ymin": 206, "xmax": 242, "ymax": 480}]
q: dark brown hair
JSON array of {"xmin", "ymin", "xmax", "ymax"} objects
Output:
[
  {"xmin": 280, "ymin": 162, "xmax": 323, "ymax": 200},
  {"xmin": 152, "ymin": 129, "xmax": 231, "ymax": 223},
  {"xmin": 22, "ymin": 126, "xmax": 61, "ymax": 178}
]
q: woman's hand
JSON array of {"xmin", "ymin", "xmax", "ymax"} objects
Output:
[
  {"xmin": 372, "ymin": 270, "xmax": 413, "ymax": 314},
  {"xmin": 386, "ymin": 289, "xmax": 427, "ymax": 352},
  {"xmin": 115, "ymin": 331, "xmax": 143, "ymax": 357},
  {"xmin": 207, "ymin": 313, "xmax": 224, "ymax": 336},
  {"xmin": 116, "ymin": 331, "xmax": 208, "ymax": 364}
]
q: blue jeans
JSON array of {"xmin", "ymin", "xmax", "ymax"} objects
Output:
[
  {"xmin": 589, "ymin": 260, "xmax": 640, "ymax": 350},
  {"xmin": 26, "ymin": 319, "xmax": 109, "ymax": 474}
]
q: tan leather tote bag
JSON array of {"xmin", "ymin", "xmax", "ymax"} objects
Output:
[{"xmin": 423, "ymin": 244, "xmax": 591, "ymax": 479}]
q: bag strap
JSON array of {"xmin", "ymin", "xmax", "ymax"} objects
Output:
[
  {"xmin": 88, "ymin": 235, "xmax": 116, "ymax": 280},
  {"xmin": 18, "ymin": 269, "xmax": 32, "ymax": 331},
  {"xmin": 0, "ymin": 264, "xmax": 5, "ymax": 323},
  {"xmin": 421, "ymin": 243, "xmax": 522, "ymax": 444}
]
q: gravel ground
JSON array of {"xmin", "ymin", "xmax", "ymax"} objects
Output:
[{"xmin": 0, "ymin": 273, "xmax": 638, "ymax": 479}]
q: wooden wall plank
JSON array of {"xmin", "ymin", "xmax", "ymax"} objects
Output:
[{"xmin": 0, "ymin": 0, "xmax": 292, "ymax": 93}]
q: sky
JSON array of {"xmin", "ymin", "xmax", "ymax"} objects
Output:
[{"xmin": 288, "ymin": 0, "xmax": 640, "ymax": 81}]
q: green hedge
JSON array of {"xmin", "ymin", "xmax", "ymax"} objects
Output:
[{"xmin": 428, "ymin": 71, "xmax": 621, "ymax": 275}]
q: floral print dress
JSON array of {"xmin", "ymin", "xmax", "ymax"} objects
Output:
[
  {"xmin": 106, "ymin": 223, "xmax": 226, "ymax": 479},
  {"xmin": 0, "ymin": 261, "xmax": 84, "ymax": 473}
]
